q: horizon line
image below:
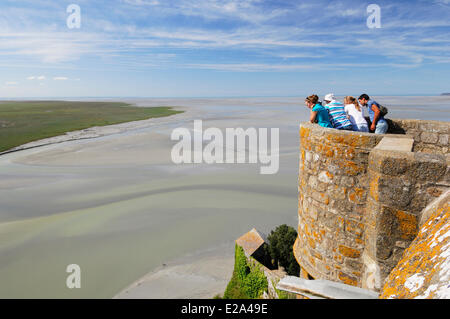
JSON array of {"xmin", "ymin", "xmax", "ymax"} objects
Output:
[{"xmin": 1, "ymin": 94, "xmax": 448, "ymax": 100}]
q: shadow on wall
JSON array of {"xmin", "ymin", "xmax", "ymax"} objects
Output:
[
  {"xmin": 386, "ymin": 119, "xmax": 406, "ymax": 134},
  {"xmin": 364, "ymin": 117, "xmax": 407, "ymax": 135}
]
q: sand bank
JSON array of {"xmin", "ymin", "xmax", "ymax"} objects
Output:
[{"xmin": 114, "ymin": 246, "xmax": 234, "ymax": 299}]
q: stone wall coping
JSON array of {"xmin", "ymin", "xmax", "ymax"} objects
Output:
[
  {"xmin": 277, "ymin": 276, "xmax": 379, "ymax": 299},
  {"xmin": 299, "ymin": 122, "xmax": 412, "ymax": 144},
  {"xmin": 393, "ymin": 118, "xmax": 450, "ymax": 129},
  {"xmin": 374, "ymin": 137, "xmax": 414, "ymax": 152},
  {"xmin": 419, "ymin": 190, "xmax": 450, "ymax": 228},
  {"xmin": 299, "ymin": 122, "xmax": 383, "ymax": 138},
  {"xmin": 300, "ymin": 118, "xmax": 450, "ymax": 136}
]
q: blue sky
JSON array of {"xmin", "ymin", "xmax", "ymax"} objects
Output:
[{"xmin": 0, "ymin": 0, "xmax": 449, "ymax": 97}]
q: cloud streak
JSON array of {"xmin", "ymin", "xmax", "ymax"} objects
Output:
[
  {"xmin": 0, "ymin": 0, "xmax": 449, "ymax": 97},
  {"xmin": 0, "ymin": 0, "xmax": 449, "ymax": 71}
]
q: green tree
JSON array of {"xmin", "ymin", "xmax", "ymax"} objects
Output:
[{"xmin": 267, "ymin": 224, "xmax": 300, "ymax": 276}]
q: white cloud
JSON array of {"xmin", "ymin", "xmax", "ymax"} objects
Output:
[
  {"xmin": 185, "ymin": 61, "xmax": 410, "ymax": 72},
  {"xmin": 340, "ymin": 9, "xmax": 360, "ymax": 17},
  {"xmin": 277, "ymin": 53, "xmax": 326, "ymax": 59},
  {"xmin": 187, "ymin": 63, "xmax": 314, "ymax": 72},
  {"xmin": 0, "ymin": 0, "xmax": 448, "ymax": 74},
  {"xmin": 26, "ymin": 75, "xmax": 46, "ymax": 80},
  {"xmin": 5, "ymin": 81, "xmax": 18, "ymax": 86},
  {"xmin": 53, "ymin": 77, "xmax": 69, "ymax": 81},
  {"xmin": 122, "ymin": 0, "xmax": 290, "ymax": 24},
  {"xmin": 124, "ymin": 0, "xmax": 160, "ymax": 5},
  {"xmin": 0, "ymin": 31, "xmax": 102, "ymax": 64},
  {"xmin": 325, "ymin": 2, "xmax": 364, "ymax": 18}
]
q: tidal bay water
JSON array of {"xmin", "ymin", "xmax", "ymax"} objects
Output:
[{"xmin": 0, "ymin": 96, "xmax": 448, "ymax": 298}]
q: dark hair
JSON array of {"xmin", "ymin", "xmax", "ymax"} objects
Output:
[
  {"xmin": 305, "ymin": 94, "xmax": 319, "ymax": 105},
  {"xmin": 359, "ymin": 94, "xmax": 370, "ymax": 101}
]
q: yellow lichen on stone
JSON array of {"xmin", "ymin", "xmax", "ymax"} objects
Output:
[
  {"xmin": 325, "ymin": 133, "xmax": 370, "ymax": 148},
  {"xmin": 394, "ymin": 210, "xmax": 418, "ymax": 241},
  {"xmin": 293, "ymin": 237, "xmax": 301, "ymax": 265},
  {"xmin": 380, "ymin": 203, "xmax": 450, "ymax": 299},
  {"xmin": 300, "ymin": 127, "xmax": 310, "ymax": 138},
  {"xmin": 348, "ymin": 188, "xmax": 366, "ymax": 204},
  {"xmin": 338, "ymin": 245, "xmax": 361, "ymax": 258},
  {"xmin": 338, "ymin": 272, "xmax": 358, "ymax": 286},
  {"xmin": 342, "ymin": 160, "xmax": 364, "ymax": 176},
  {"xmin": 369, "ymin": 175, "xmax": 380, "ymax": 201},
  {"xmin": 308, "ymin": 237, "xmax": 316, "ymax": 249},
  {"xmin": 345, "ymin": 219, "xmax": 364, "ymax": 238}
]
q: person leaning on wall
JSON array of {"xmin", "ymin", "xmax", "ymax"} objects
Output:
[
  {"xmin": 358, "ymin": 94, "xmax": 388, "ymax": 134},
  {"xmin": 304, "ymin": 94, "xmax": 333, "ymax": 128},
  {"xmin": 344, "ymin": 96, "xmax": 369, "ymax": 132},
  {"xmin": 323, "ymin": 93, "xmax": 354, "ymax": 131}
]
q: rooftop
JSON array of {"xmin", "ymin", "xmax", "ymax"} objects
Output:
[{"xmin": 235, "ymin": 228, "xmax": 267, "ymax": 257}]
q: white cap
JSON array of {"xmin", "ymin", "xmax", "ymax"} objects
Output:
[{"xmin": 324, "ymin": 93, "xmax": 335, "ymax": 102}]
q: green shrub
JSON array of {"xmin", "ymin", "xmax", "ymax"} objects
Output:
[
  {"xmin": 235, "ymin": 244, "xmax": 250, "ymax": 282},
  {"xmin": 223, "ymin": 224, "xmax": 301, "ymax": 299},
  {"xmin": 243, "ymin": 262, "xmax": 268, "ymax": 298},
  {"xmin": 223, "ymin": 245, "xmax": 268, "ymax": 299},
  {"xmin": 266, "ymin": 224, "xmax": 300, "ymax": 276}
]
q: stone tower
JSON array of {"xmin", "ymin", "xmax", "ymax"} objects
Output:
[{"xmin": 295, "ymin": 119, "xmax": 449, "ymax": 291}]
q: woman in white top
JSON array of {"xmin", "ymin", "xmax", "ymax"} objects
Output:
[{"xmin": 344, "ymin": 96, "xmax": 369, "ymax": 132}]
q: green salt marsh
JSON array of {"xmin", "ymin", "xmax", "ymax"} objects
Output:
[{"xmin": 0, "ymin": 101, "xmax": 182, "ymax": 153}]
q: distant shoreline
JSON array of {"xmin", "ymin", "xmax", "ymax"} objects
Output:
[
  {"xmin": 0, "ymin": 101, "xmax": 184, "ymax": 155},
  {"xmin": 0, "ymin": 110, "xmax": 186, "ymax": 156},
  {"xmin": 1, "ymin": 94, "xmax": 449, "ymax": 101}
]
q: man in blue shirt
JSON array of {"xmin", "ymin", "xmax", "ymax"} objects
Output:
[{"xmin": 358, "ymin": 94, "xmax": 388, "ymax": 134}]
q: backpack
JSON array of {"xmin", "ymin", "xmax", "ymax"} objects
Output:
[{"xmin": 378, "ymin": 104, "xmax": 389, "ymax": 117}]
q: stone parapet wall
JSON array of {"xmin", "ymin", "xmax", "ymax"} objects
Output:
[
  {"xmin": 363, "ymin": 146, "xmax": 448, "ymax": 290},
  {"xmin": 295, "ymin": 119, "xmax": 450, "ymax": 292},
  {"xmin": 388, "ymin": 119, "xmax": 449, "ymax": 154},
  {"xmin": 379, "ymin": 191, "xmax": 450, "ymax": 299},
  {"xmin": 296, "ymin": 123, "xmax": 387, "ymax": 286}
]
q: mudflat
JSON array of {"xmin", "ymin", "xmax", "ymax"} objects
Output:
[{"xmin": 0, "ymin": 96, "xmax": 448, "ymax": 298}]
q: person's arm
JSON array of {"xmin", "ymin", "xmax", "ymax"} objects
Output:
[
  {"xmin": 310, "ymin": 110, "xmax": 318, "ymax": 123},
  {"xmin": 370, "ymin": 103, "xmax": 381, "ymax": 131},
  {"xmin": 344, "ymin": 105, "xmax": 350, "ymax": 119}
]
